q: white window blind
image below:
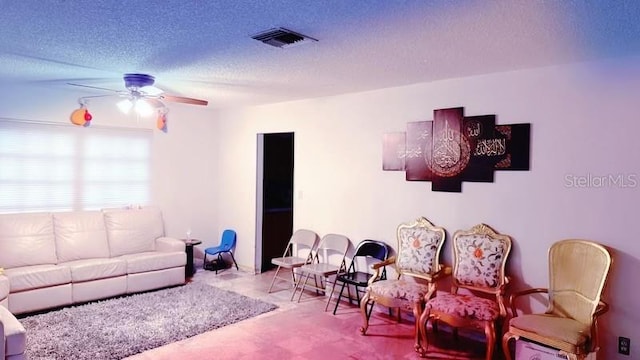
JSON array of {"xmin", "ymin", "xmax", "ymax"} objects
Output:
[{"xmin": 0, "ymin": 120, "xmax": 151, "ymax": 214}]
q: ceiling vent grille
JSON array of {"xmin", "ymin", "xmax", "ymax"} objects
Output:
[{"xmin": 251, "ymin": 27, "xmax": 317, "ymax": 48}]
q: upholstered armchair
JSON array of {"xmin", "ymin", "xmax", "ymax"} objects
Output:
[
  {"xmin": 359, "ymin": 217, "xmax": 447, "ymax": 354},
  {"xmin": 419, "ymin": 223, "xmax": 512, "ymax": 360},
  {"xmin": 502, "ymin": 239, "xmax": 612, "ymax": 360}
]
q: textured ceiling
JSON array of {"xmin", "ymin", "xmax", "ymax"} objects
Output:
[{"xmin": 1, "ymin": 0, "xmax": 640, "ymax": 109}]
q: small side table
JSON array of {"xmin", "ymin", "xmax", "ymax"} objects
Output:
[{"xmin": 182, "ymin": 239, "xmax": 202, "ymax": 279}]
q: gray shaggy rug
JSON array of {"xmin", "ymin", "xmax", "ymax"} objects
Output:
[{"xmin": 19, "ymin": 282, "xmax": 278, "ymax": 360}]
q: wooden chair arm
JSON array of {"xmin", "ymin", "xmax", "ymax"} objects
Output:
[
  {"xmin": 433, "ymin": 265, "xmax": 452, "ymax": 279},
  {"xmin": 508, "ymin": 287, "xmax": 548, "ymax": 318},
  {"xmin": 587, "ymin": 300, "xmax": 609, "ymax": 353},
  {"xmin": 372, "ymin": 256, "xmax": 396, "ymax": 270},
  {"xmin": 594, "ymin": 300, "xmax": 609, "ymax": 317},
  {"xmin": 367, "ymin": 256, "xmax": 396, "ymax": 285}
]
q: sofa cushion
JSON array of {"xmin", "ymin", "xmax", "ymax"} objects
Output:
[
  {"xmin": 104, "ymin": 207, "xmax": 165, "ymax": 257},
  {"xmin": 54, "ymin": 211, "xmax": 111, "ymax": 262},
  {"xmin": 119, "ymin": 251, "xmax": 186, "ymax": 274},
  {"xmin": 4, "ymin": 264, "xmax": 71, "ymax": 292},
  {"xmin": 0, "ymin": 305, "xmax": 26, "ymax": 356},
  {"xmin": 156, "ymin": 237, "xmax": 186, "ymax": 252},
  {"xmin": 0, "ymin": 212, "xmax": 57, "ymax": 269},
  {"xmin": 59, "ymin": 258, "xmax": 127, "ymax": 282}
]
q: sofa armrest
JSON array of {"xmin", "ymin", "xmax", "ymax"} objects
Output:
[
  {"xmin": 0, "ymin": 315, "xmax": 4, "ymax": 360},
  {"xmin": 0, "ymin": 275, "xmax": 8, "ymax": 307},
  {"xmin": 155, "ymin": 237, "xmax": 186, "ymax": 252},
  {"xmin": 0, "ymin": 305, "xmax": 25, "ymax": 359}
]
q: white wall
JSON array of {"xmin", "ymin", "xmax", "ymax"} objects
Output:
[
  {"xmin": 1, "ymin": 56, "xmax": 638, "ymax": 358},
  {"xmin": 216, "ymin": 56, "xmax": 640, "ymax": 359}
]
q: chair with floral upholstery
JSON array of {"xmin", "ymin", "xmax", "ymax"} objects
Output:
[
  {"xmin": 502, "ymin": 239, "xmax": 612, "ymax": 360},
  {"xmin": 359, "ymin": 217, "xmax": 447, "ymax": 354},
  {"xmin": 419, "ymin": 223, "xmax": 512, "ymax": 360}
]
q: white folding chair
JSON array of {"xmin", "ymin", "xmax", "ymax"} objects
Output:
[
  {"xmin": 267, "ymin": 229, "xmax": 320, "ymax": 294},
  {"xmin": 291, "ymin": 233, "xmax": 350, "ymax": 303}
]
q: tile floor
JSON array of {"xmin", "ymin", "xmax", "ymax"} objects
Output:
[{"xmin": 126, "ymin": 267, "xmax": 500, "ymax": 360}]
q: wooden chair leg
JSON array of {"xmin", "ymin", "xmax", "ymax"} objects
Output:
[
  {"xmin": 412, "ymin": 301, "xmax": 423, "ymax": 353},
  {"xmin": 484, "ymin": 321, "xmax": 495, "ymax": 360},
  {"xmin": 501, "ymin": 332, "xmax": 516, "ymax": 360},
  {"xmin": 359, "ymin": 291, "xmax": 372, "ymax": 334},
  {"xmin": 418, "ymin": 308, "xmax": 431, "ymax": 357}
]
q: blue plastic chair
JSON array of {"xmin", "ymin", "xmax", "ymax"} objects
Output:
[{"xmin": 203, "ymin": 229, "xmax": 239, "ymax": 273}]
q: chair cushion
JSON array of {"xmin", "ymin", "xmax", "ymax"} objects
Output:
[
  {"xmin": 427, "ymin": 293, "xmax": 499, "ymax": 321},
  {"xmin": 0, "ymin": 305, "xmax": 26, "ymax": 356},
  {"xmin": 510, "ymin": 314, "xmax": 589, "ymax": 346},
  {"xmin": 369, "ymin": 279, "xmax": 430, "ymax": 304}
]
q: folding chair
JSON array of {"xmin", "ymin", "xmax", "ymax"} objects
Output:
[
  {"xmin": 267, "ymin": 229, "xmax": 320, "ymax": 293},
  {"xmin": 327, "ymin": 239, "xmax": 389, "ymax": 314},
  {"xmin": 291, "ymin": 233, "xmax": 350, "ymax": 303}
]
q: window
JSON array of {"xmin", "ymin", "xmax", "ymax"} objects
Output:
[{"xmin": 0, "ymin": 120, "xmax": 151, "ymax": 213}]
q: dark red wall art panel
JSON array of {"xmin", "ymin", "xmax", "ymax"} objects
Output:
[{"xmin": 383, "ymin": 107, "xmax": 530, "ymax": 192}]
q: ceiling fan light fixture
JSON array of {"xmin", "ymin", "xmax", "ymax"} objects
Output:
[
  {"xmin": 117, "ymin": 99, "xmax": 133, "ymax": 114},
  {"xmin": 134, "ymin": 99, "xmax": 154, "ymax": 117},
  {"xmin": 116, "ymin": 98, "xmax": 154, "ymax": 117}
]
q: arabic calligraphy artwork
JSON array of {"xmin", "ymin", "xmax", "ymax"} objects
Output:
[{"xmin": 382, "ymin": 107, "xmax": 530, "ymax": 192}]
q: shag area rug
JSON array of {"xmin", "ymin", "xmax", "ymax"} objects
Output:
[{"xmin": 20, "ymin": 282, "xmax": 278, "ymax": 360}]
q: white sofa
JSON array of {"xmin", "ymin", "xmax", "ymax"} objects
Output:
[{"xmin": 0, "ymin": 207, "xmax": 186, "ymax": 360}]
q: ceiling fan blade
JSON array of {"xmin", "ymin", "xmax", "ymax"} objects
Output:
[
  {"xmin": 79, "ymin": 94, "xmax": 118, "ymax": 99},
  {"xmin": 161, "ymin": 94, "xmax": 208, "ymax": 106},
  {"xmin": 67, "ymin": 82, "xmax": 121, "ymax": 93},
  {"xmin": 76, "ymin": 94, "xmax": 119, "ymax": 106}
]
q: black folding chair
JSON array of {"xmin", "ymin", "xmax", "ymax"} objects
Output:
[{"xmin": 326, "ymin": 239, "xmax": 389, "ymax": 316}]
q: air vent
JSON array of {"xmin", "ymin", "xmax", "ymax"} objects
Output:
[{"xmin": 251, "ymin": 27, "xmax": 317, "ymax": 48}]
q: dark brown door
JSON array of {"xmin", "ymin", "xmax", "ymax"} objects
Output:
[{"xmin": 261, "ymin": 132, "xmax": 294, "ymax": 272}]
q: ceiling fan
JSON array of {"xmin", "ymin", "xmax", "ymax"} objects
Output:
[
  {"xmin": 68, "ymin": 73, "xmax": 207, "ymax": 132},
  {"xmin": 68, "ymin": 73, "xmax": 209, "ymax": 107}
]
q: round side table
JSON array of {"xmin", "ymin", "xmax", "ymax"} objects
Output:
[{"xmin": 182, "ymin": 239, "xmax": 202, "ymax": 279}]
